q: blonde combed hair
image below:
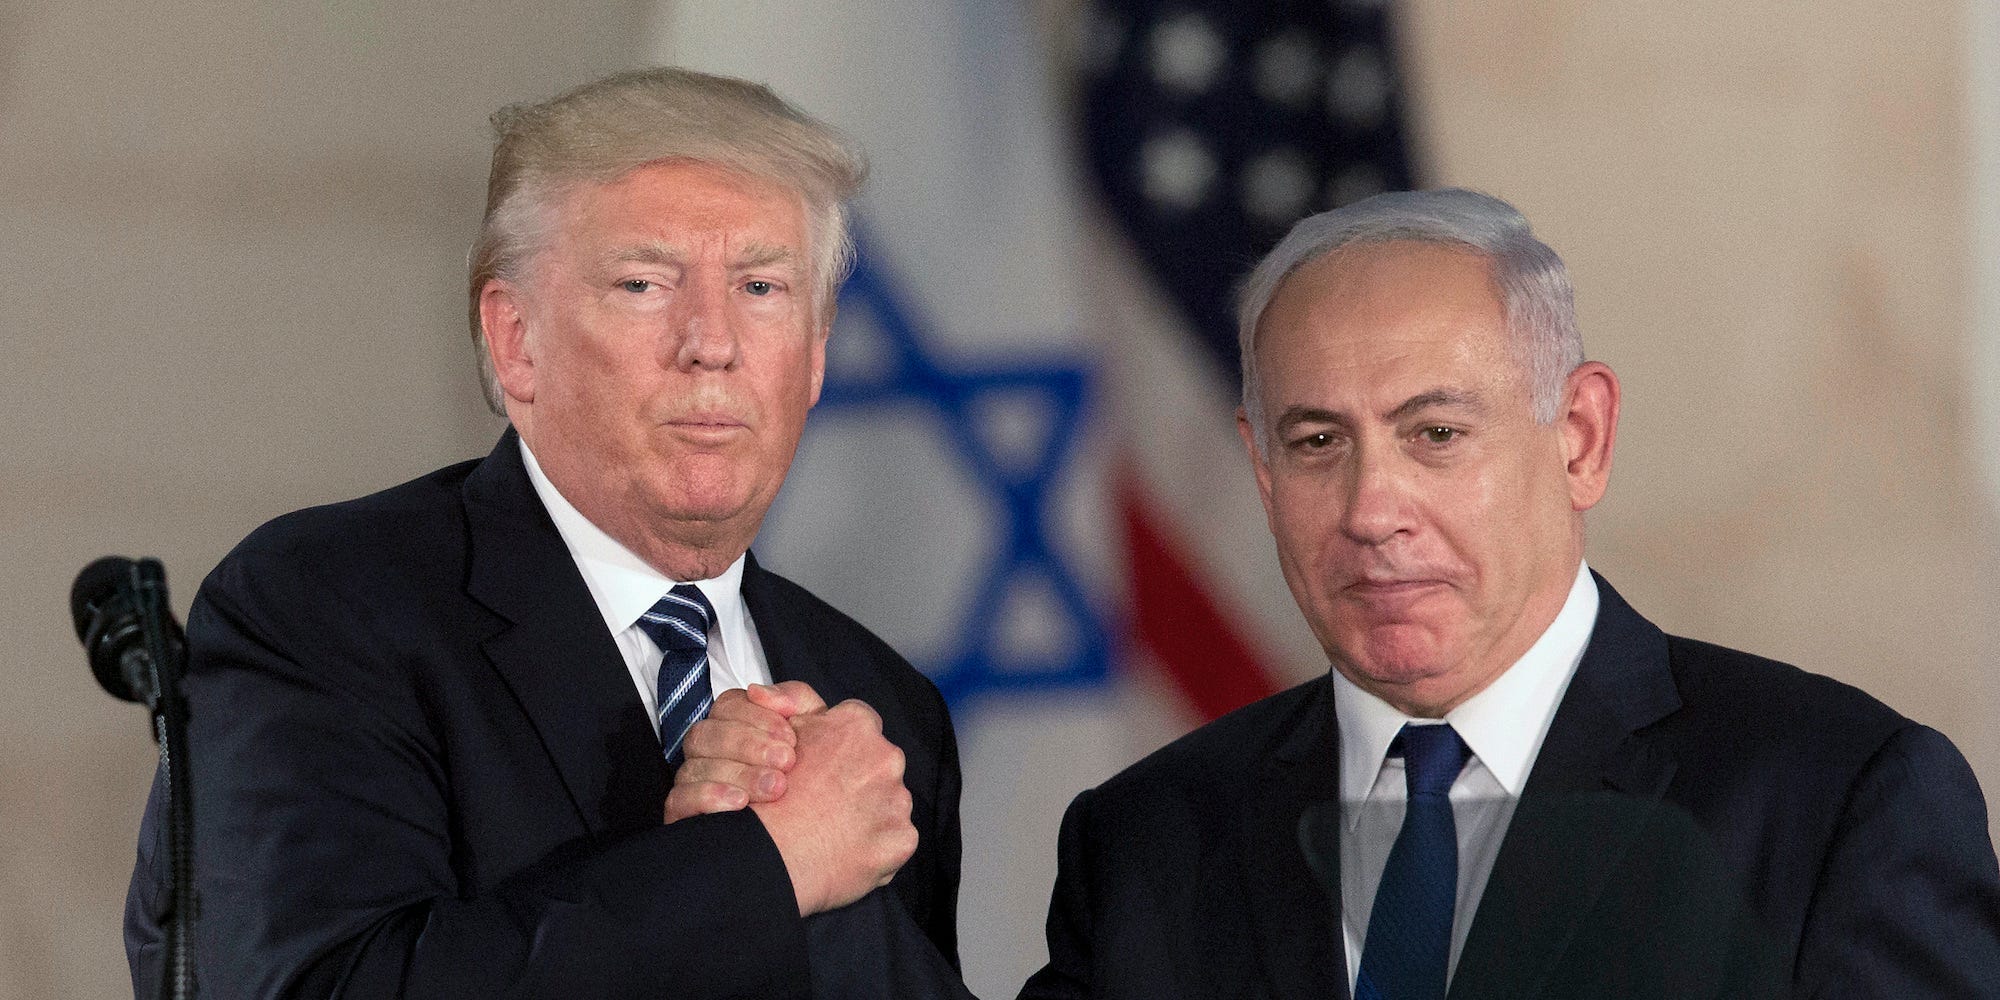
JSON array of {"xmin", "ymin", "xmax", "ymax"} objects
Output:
[{"xmin": 466, "ymin": 67, "xmax": 867, "ymax": 413}]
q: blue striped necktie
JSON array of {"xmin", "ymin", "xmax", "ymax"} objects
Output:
[
  {"xmin": 1355, "ymin": 723, "xmax": 1472, "ymax": 1000},
  {"xmin": 635, "ymin": 584, "xmax": 715, "ymax": 766}
]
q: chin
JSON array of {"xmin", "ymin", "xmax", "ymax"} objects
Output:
[
  {"xmin": 642, "ymin": 475, "xmax": 759, "ymax": 524},
  {"xmin": 1346, "ymin": 625, "xmax": 1456, "ymax": 686}
]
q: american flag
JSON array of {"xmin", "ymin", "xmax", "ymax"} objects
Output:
[{"xmin": 1076, "ymin": 0, "xmax": 1419, "ymax": 721}]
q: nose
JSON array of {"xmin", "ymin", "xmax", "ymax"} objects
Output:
[
  {"xmin": 670, "ymin": 274, "xmax": 740, "ymax": 371},
  {"xmin": 1339, "ymin": 444, "xmax": 1411, "ymax": 547}
]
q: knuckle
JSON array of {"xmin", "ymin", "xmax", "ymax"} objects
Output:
[
  {"xmin": 833, "ymin": 699, "xmax": 881, "ymax": 726},
  {"xmin": 755, "ymin": 708, "xmax": 792, "ymax": 739},
  {"xmin": 700, "ymin": 781, "xmax": 744, "ymax": 810},
  {"xmin": 775, "ymin": 680, "xmax": 820, "ymax": 711},
  {"xmin": 680, "ymin": 722, "xmax": 718, "ymax": 755},
  {"xmin": 710, "ymin": 689, "xmax": 750, "ymax": 717}
]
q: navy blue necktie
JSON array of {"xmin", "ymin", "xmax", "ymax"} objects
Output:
[
  {"xmin": 1355, "ymin": 723, "xmax": 1472, "ymax": 1000},
  {"xmin": 635, "ymin": 584, "xmax": 715, "ymax": 767}
]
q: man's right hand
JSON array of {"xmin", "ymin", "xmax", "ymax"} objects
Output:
[
  {"xmin": 668, "ymin": 684, "xmax": 813, "ymax": 819},
  {"xmin": 669, "ymin": 683, "xmax": 918, "ymax": 916}
]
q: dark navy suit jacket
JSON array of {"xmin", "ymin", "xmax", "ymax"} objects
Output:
[
  {"xmin": 125, "ymin": 431, "xmax": 962, "ymax": 1000},
  {"xmin": 1020, "ymin": 574, "xmax": 2000, "ymax": 999}
]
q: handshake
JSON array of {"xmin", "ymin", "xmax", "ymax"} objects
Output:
[{"xmin": 666, "ymin": 683, "xmax": 919, "ymax": 917}]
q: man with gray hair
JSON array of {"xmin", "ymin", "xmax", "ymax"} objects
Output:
[
  {"xmin": 1010, "ymin": 188, "xmax": 2000, "ymax": 998},
  {"xmin": 124, "ymin": 67, "xmax": 961, "ymax": 999}
]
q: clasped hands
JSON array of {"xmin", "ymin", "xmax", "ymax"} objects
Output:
[{"xmin": 666, "ymin": 682, "xmax": 918, "ymax": 917}]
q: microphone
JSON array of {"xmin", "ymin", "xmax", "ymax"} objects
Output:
[
  {"xmin": 72, "ymin": 556, "xmax": 184, "ymax": 709},
  {"xmin": 76, "ymin": 555, "xmax": 201, "ymax": 1000}
]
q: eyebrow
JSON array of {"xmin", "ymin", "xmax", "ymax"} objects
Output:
[
  {"xmin": 1271, "ymin": 388, "xmax": 1486, "ymax": 437},
  {"xmin": 733, "ymin": 243, "xmax": 799, "ymax": 271},
  {"xmin": 604, "ymin": 242, "xmax": 800, "ymax": 271},
  {"xmin": 607, "ymin": 243, "xmax": 683, "ymax": 268},
  {"xmin": 1273, "ymin": 405, "xmax": 1348, "ymax": 439}
]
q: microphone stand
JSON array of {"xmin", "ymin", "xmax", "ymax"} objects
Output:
[{"xmin": 134, "ymin": 559, "xmax": 198, "ymax": 1000}]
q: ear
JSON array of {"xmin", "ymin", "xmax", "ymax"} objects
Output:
[
  {"xmin": 479, "ymin": 279, "xmax": 537, "ymax": 405},
  {"xmin": 1558, "ymin": 361, "xmax": 1620, "ymax": 511},
  {"xmin": 1236, "ymin": 406, "xmax": 1279, "ymax": 529},
  {"xmin": 807, "ymin": 318, "xmax": 832, "ymax": 407}
]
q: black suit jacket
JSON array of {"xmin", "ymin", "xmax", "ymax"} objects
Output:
[
  {"xmin": 1021, "ymin": 573, "xmax": 2000, "ymax": 999},
  {"xmin": 125, "ymin": 431, "xmax": 962, "ymax": 1000}
]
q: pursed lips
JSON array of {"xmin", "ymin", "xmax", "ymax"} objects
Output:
[
  {"xmin": 1342, "ymin": 575, "xmax": 1449, "ymax": 600},
  {"xmin": 662, "ymin": 412, "xmax": 750, "ymax": 438}
]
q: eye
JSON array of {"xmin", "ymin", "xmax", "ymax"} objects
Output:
[
  {"xmin": 619, "ymin": 279, "xmax": 653, "ymax": 293},
  {"xmin": 1420, "ymin": 426, "xmax": 1458, "ymax": 444},
  {"xmin": 1290, "ymin": 432, "xmax": 1335, "ymax": 451},
  {"xmin": 744, "ymin": 280, "xmax": 775, "ymax": 296}
]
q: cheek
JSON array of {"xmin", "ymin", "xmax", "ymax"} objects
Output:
[{"xmin": 1266, "ymin": 481, "xmax": 1345, "ymax": 579}]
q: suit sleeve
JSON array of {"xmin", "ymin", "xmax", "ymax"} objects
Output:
[
  {"xmin": 1793, "ymin": 724, "xmax": 2000, "ymax": 998},
  {"xmin": 927, "ymin": 682, "xmax": 965, "ymax": 968},
  {"xmin": 1017, "ymin": 787, "xmax": 1097, "ymax": 1000},
  {"xmin": 132, "ymin": 550, "xmax": 811, "ymax": 1000},
  {"xmin": 800, "ymin": 658, "xmax": 971, "ymax": 999}
]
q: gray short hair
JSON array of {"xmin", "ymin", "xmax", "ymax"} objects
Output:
[
  {"xmin": 1236, "ymin": 188, "xmax": 1582, "ymax": 445},
  {"xmin": 467, "ymin": 67, "xmax": 867, "ymax": 414}
]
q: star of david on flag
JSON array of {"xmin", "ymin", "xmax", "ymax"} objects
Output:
[{"xmin": 765, "ymin": 232, "xmax": 1111, "ymax": 708}]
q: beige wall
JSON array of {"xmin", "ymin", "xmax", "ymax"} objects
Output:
[
  {"xmin": 1400, "ymin": 0, "xmax": 2000, "ymax": 814},
  {"xmin": 2, "ymin": 1, "xmax": 1992, "ymax": 996},
  {"xmin": 0, "ymin": 2, "xmax": 643, "ymax": 994}
]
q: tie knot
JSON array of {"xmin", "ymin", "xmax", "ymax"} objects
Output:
[
  {"xmin": 636, "ymin": 584, "xmax": 714, "ymax": 655},
  {"xmin": 1391, "ymin": 723, "xmax": 1470, "ymax": 799}
]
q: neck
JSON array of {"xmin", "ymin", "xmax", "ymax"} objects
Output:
[
  {"xmin": 604, "ymin": 513, "xmax": 754, "ymax": 582},
  {"xmin": 512, "ymin": 417, "xmax": 760, "ymax": 582}
]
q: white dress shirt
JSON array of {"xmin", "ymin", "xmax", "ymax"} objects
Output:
[
  {"xmin": 1334, "ymin": 561, "xmax": 1599, "ymax": 991},
  {"xmin": 520, "ymin": 440, "xmax": 773, "ymax": 734}
]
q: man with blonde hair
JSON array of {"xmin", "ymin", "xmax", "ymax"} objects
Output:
[{"xmin": 124, "ymin": 67, "xmax": 961, "ymax": 999}]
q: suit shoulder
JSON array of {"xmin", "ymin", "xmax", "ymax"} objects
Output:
[
  {"xmin": 1662, "ymin": 633, "xmax": 1923, "ymax": 765},
  {"xmin": 1096, "ymin": 677, "xmax": 1328, "ymax": 803},
  {"xmin": 228, "ymin": 457, "xmax": 481, "ymax": 564},
  {"xmin": 197, "ymin": 456, "xmax": 485, "ymax": 626}
]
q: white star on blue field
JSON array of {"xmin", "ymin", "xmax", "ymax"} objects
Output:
[{"xmin": 766, "ymin": 231, "xmax": 1112, "ymax": 709}]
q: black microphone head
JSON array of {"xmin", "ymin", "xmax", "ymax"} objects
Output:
[{"xmin": 72, "ymin": 556, "xmax": 136, "ymax": 643}]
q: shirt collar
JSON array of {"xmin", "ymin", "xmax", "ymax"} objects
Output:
[
  {"xmin": 518, "ymin": 437, "xmax": 749, "ymax": 635},
  {"xmin": 1334, "ymin": 561, "xmax": 1599, "ymax": 802}
]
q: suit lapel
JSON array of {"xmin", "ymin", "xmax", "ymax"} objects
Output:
[
  {"xmin": 462, "ymin": 430, "xmax": 664, "ymax": 836},
  {"xmin": 740, "ymin": 553, "xmax": 852, "ymax": 704},
  {"xmin": 1241, "ymin": 679, "xmax": 1351, "ymax": 1000},
  {"xmin": 1448, "ymin": 574, "xmax": 1681, "ymax": 1000}
]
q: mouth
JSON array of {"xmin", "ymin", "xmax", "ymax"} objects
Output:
[
  {"xmin": 1343, "ymin": 576, "xmax": 1448, "ymax": 599},
  {"xmin": 663, "ymin": 413, "xmax": 749, "ymax": 440}
]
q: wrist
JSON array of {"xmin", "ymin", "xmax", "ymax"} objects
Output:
[{"xmin": 749, "ymin": 800, "xmax": 823, "ymax": 916}]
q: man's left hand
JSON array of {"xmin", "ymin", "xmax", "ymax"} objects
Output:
[{"xmin": 666, "ymin": 682, "xmax": 818, "ymax": 823}]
